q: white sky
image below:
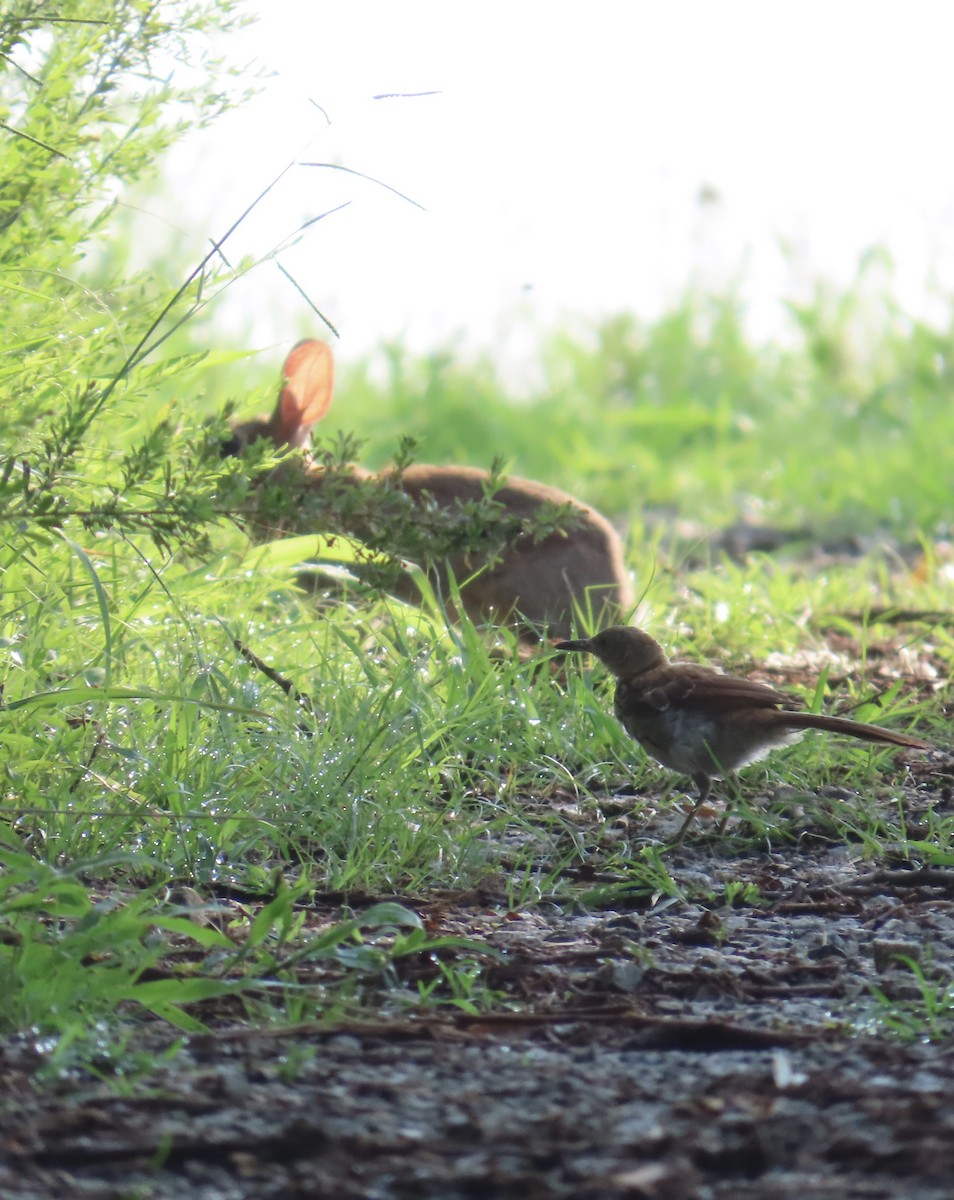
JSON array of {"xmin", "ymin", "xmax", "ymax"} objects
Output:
[{"xmin": 159, "ymin": 0, "xmax": 954, "ymax": 377}]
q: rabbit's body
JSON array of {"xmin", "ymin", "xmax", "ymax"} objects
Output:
[
  {"xmin": 229, "ymin": 340, "xmax": 631, "ymax": 640},
  {"xmin": 376, "ymin": 463, "xmax": 628, "ymax": 634}
]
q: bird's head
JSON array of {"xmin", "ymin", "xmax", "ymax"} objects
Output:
[{"xmin": 556, "ymin": 626, "xmax": 668, "ymax": 678}]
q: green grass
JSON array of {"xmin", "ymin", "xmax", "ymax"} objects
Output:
[
  {"xmin": 866, "ymin": 953, "xmax": 954, "ymax": 1042},
  {"xmin": 2, "ymin": 522, "xmax": 949, "ymax": 1067}
]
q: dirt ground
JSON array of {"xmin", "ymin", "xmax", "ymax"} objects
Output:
[{"xmin": 5, "ymin": 761, "xmax": 954, "ymax": 1200}]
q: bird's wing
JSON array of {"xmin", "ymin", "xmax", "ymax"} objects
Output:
[{"xmin": 642, "ymin": 665, "xmax": 789, "ymax": 712}]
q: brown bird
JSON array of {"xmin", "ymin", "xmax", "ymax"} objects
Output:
[{"xmin": 557, "ymin": 625, "xmax": 931, "ymax": 839}]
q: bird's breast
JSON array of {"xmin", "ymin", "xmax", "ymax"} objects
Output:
[
  {"xmin": 613, "ymin": 683, "xmax": 803, "ymax": 776},
  {"xmin": 613, "ymin": 686, "xmax": 717, "ymax": 774}
]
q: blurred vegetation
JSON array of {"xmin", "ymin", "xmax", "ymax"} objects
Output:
[
  {"xmin": 328, "ymin": 262, "xmax": 953, "ymax": 541},
  {"xmin": 190, "ymin": 255, "xmax": 954, "ymax": 545},
  {"xmin": 0, "ymin": 2, "xmax": 951, "ymax": 1076}
]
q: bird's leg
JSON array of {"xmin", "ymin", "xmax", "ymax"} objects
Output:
[
  {"xmin": 671, "ymin": 774, "xmax": 712, "ymax": 845},
  {"xmin": 715, "ymin": 774, "xmax": 742, "ymax": 835}
]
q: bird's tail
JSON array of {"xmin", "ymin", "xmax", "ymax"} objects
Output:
[{"xmin": 783, "ymin": 712, "xmax": 930, "ymax": 750}]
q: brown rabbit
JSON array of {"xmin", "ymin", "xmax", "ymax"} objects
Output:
[{"xmin": 228, "ymin": 339, "xmax": 632, "ymax": 640}]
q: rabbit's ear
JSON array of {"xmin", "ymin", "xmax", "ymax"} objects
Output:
[{"xmin": 273, "ymin": 339, "xmax": 335, "ymax": 448}]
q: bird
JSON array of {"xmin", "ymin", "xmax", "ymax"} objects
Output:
[{"xmin": 556, "ymin": 625, "xmax": 931, "ymax": 840}]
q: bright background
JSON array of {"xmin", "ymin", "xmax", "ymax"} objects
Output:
[{"xmin": 156, "ymin": 0, "xmax": 954, "ymax": 378}]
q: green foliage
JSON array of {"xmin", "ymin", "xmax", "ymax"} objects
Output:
[
  {"xmin": 229, "ymin": 893, "xmax": 499, "ymax": 1020},
  {"xmin": 0, "ymin": 836, "xmax": 238, "ymax": 1043},
  {"xmin": 0, "ymin": 0, "xmax": 273, "ymax": 1055},
  {"xmin": 0, "ymin": 837, "xmax": 495, "ymax": 1071},
  {"xmin": 0, "ymin": 0, "xmax": 257, "ymax": 560},
  {"xmin": 867, "ymin": 954, "xmax": 954, "ymax": 1041},
  {"xmin": 238, "ymin": 432, "xmax": 591, "ymax": 588},
  {"xmin": 577, "ymin": 844, "xmax": 687, "ymax": 910}
]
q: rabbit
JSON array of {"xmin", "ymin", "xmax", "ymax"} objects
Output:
[{"xmin": 227, "ymin": 339, "xmax": 632, "ymax": 641}]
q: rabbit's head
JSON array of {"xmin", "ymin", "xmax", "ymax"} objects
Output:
[{"xmin": 226, "ymin": 339, "xmax": 335, "ymax": 454}]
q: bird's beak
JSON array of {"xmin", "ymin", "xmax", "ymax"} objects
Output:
[{"xmin": 555, "ymin": 639, "xmax": 590, "ymax": 653}]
